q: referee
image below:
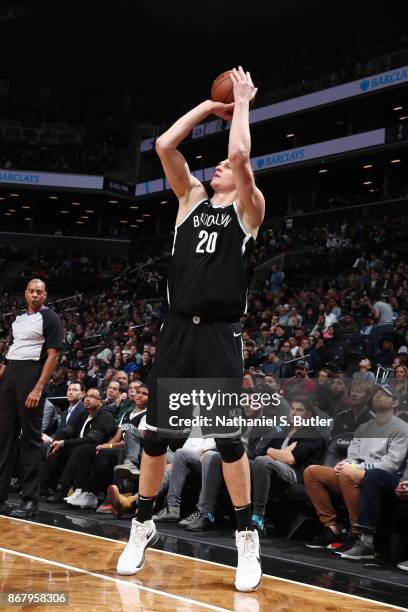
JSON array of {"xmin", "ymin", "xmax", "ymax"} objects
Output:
[{"xmin": 0, "ymin": 279, "xmax": 63, "ymax": 518}]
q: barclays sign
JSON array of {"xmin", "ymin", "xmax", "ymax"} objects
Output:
[
  {"xmin": 255, "ymin": 149, "xmax": 305, "ymax": 170},
  {"xmin": 360, "ymin": 67, "xmax": 408, "ymax": 92},
  {"xmin": 0, "ymin": 171, "xmax": 40, "ymax": 184},
  {"xmin": 0, "ymin": 169, "xmax": 104, "ymax": 190}
]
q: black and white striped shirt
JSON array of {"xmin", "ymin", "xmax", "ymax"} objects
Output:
[{"xmin": 7, "ymin": 307, "xmax": 63, "ymax": 363}]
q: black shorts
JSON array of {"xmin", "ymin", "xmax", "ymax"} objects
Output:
[{"xmin": 145, "ymin": 311, "xmax": 244, "ymax": 438}]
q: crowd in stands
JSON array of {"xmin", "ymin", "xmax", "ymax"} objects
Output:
[
  {"xmin": 255, "ymin": 31, "xmax": 408, "ymax": 106},
  {"xmin": 0, "ymin": 136, "xmax": 122, "ymax": 175},
  {"xmin": 2, "ymin": 205, "xmax": 408, "ymax": 571},
  {"xmin": 0, "ymin": 31, "xmax": 407, "ymax": 177}
]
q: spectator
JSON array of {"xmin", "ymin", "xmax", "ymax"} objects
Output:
[
  {"xmin": 42, "ymin": 382, "xmax": 86, "ymax": 447},
  {"xmin": 152, "ymin": 436, "xmax": 216, "ymax": 523},
  {"xmin": 97, "ymin": 340, "xmax": 113, "ymax": 366},
  {"xmin": 284, "ymin": 360, "xmax": 316, "ymax": 397},
  {"xmin": 79, "ymin": 384, "xmax": 149, "ymax": 512},
  {"xmin": 100, "ymin": 367, "xmax": 116, "ymax": 396},
  {"xmin": 371, "ymin": 299, "xmax": 394, "ymax": 356},
  {"xmin": 102, "ymin": 380, "xmax": 124, "ymax": 420},
  {"xmin": 352, "ymin": 358, "xmax": 375, "ymax": 384},
  {"xmin": 315, "ymin": 368, "xmax": 334, "ymax": 414},
  {"xmin": 113, "ymin": 382, "xmax": 148, "ymax": 481},
  {"xmin": 337, "ymin": 314, "xmax": 359, "ymax": 337},
  {"xmin": 343, "ymin": 458, "xmax": 408, "ymax": 563},
  {"xmin": 45, "ymin": 387, "xmax": 116, "ymax": 505},
  {"xmin": 331, "ymin": 381, "xmax": 374, "ymax": 436},
  {"xmin": 377, "ymin": 337, "xmax": 397, "ymax": 369},
  {"xmin": 114, "ymin": 370, "xmax": 129, "ymax": 392},
  {"xmin": 331, "ymin": 373, "xmax": 352, "ymax": 416},
  {"xmin": 304, "ymin": 385, "xmax": 408, "ymax": 550},
  {"xmin": 250, "ymin": 396, "xmax": 323, "ymax": 532},
  {"xmin": 269, "ymin": 264, "xmax": 285, "ymax": 293},
  {"xmin": 262, "ymin": 351, "xmax": 281, "ymax": 376},
  {"xmin": 391, "ymin": 364, "xmax": 408, "ymax": 414}
]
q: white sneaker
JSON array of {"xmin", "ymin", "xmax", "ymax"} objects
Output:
[
  {"xmin": 235, "ymin": 529, "xmax": 262, "ymax": 592},
  {"xmin": 117, "ymin": 519, "xmax": 159, "ymax": 575},
  {"xmin": 68, "ymin": 491, "xmax": 98, "ymax": 509},
  {"xmin": 80, "ymin": 492, "xmax": 99, "ymax": 509},
  {"xmin": 65, "ymin": 488, "xmax": 82, "ymax": 503}
]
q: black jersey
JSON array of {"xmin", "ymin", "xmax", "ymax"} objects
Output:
[{"xmin": 167, "ymin": 198, "xmax": 253, "ymax": 320}]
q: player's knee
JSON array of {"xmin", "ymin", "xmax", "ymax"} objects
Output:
[
  {"xmin": 215, "ymin": 437, "xmax": 245, "ymax": 463},
  {"xmin": 143, "ymin": 431, "xmax": 168, "ymax": 457}
]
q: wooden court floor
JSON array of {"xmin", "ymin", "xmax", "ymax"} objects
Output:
[{"xmin": 0, "ymin": 516, "xmax": 406, "ymax": 611}]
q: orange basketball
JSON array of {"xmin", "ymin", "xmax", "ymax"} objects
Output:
[{"xmin": 211, "ymin": 70, "xmax": 234, "ymax": 104}]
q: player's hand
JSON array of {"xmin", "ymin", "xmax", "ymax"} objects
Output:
[
  {"xmin": 211, "ymin": 101, "xmax": 235, "ymax": 120},
  {"xmin": 230, "ymin": 66, "xmax": 258, "ymax": 104},
  {"xmin": 25, "ymin": 386, "xmax": 42, "ymax": 409},
  {"xmin": 287, "ymin": 441, "xmax": 297, "ymax": 451}
]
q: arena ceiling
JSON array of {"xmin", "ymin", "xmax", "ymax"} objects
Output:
[{"xmin": 0, "ymin": 0, "xmax": 400, "ymax": 120}]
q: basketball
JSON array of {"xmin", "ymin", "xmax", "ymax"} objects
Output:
[{"xmin": 211, "ymin": 70, "xmax": 234, "ymax": 103}]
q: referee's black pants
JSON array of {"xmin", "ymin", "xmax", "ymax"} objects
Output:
[{"xmin": 0, "ymin": 361, "xmax": 45, "ymax": 504}]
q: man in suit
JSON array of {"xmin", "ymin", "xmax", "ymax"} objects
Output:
[{"xmin": 42, "ymin": 382, "xmax": 86, "ymax": 446}]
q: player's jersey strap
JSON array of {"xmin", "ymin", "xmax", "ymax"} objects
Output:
[{"xmin": 168, "ymin": 198, "xmax": 252, "ymax": 320}]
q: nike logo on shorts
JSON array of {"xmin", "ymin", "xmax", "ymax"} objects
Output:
[{"xmin": 233, "ymin": 332, "xmax": 242, "ymax": 337}]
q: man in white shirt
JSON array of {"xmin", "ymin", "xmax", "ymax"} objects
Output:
[{"xmin": 97, "ymin": 340, "xmax": 113, "ymax": 365}]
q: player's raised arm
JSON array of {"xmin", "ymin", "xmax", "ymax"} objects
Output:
[
  {"xmin": 228, "ymin": 66, "xmax": 265, "ymax": 237},
  {"xmin": 155, "ymin": 100, "xmax": 235, "ymax": 205}
]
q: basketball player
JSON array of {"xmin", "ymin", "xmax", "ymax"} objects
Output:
[{"xmin": 117, "ymin": 66, "xmax": 265, "ymax": 592}]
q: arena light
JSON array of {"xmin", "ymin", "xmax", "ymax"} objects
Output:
[
  {"xmin": 81, "ymin": 215, "xmax": 89, "ymax": 219},
  {"xmin": 363, "ymin": 181, "xmax": 373, "ymax": 185},
  {"xmin": 318, "ymin": 168, "xmax": 328, "ymax": 174},
  {"xmin": 120, "ymin": 220, "xmax": 128, "ymax": 224},
  {"xmin": 390, "ymin": 159, "xmax": 401, "ymax": 164},
  {"xmin": 9, "ymin": 193, "xmax": 19, "ymax": 197},
  {"xmin": 49, "ymin": 195, "xmax": 58, "ymax": 200},
  {"xmin": 0, "ymin": 197, "xmax": 5, "ymax": 201},
  {"xmin": 85, "ymin": 209, "xmax": 94, "ymax": 213},
  {"xmin": 399, "ymin": 116, "xmax": 408, "ymax": 120},
  {"xmin": 71, "ymin": 202, "xmax": 80, "ymax": 206},
  {"xmin": 143, "ymin": 213, "xmax": 151, "ymax": 217},
  {"xmin": 76, "ymin": 220, "xmax": 84, "ymax": 224},
  {"xmin": 22, "ymin": 205, "xmax": 30, "ymax": 209},
  {"xmin": 8, "ymin": 209, "xmax": 16, "ymax": 212},
  {"xmin": 24, "ymin": 217, "xmax": 31, "ymax": 221},
  {"xmin": 136, "ymin": 219, "xmax": 144, "ymax": 222},
  {"xmin": 109, "ymin": 199, "xmax": 119, "ymax": 203},
  {"xmin": 195, "ymin": 154, "xmax": 203, "ymax": 159},
  {"xmin": 363, "ymin": 164, "xmax": 373, "ymax": 169},
  {"xmin": 393, "ymin": 106, "xmax": 403, "ymax": 111},
  {"xmin": 130, "ymin": 224, "xmax": 138, "ymax": 228},
  {"xmin": 60, "ymin": 210, "xmax": 69, "ymax": 214},
  {"xmin": 4, "ymin": 212, "xmax": 12, "ymax": 216},
  {"xmin": 369, "ymin": 189, "xmax": 375, "ymax": 192},
  {"xmin": 130, "ymin": 205, "xmax": 138, "ymax": 209},
  {"xmin": 286, "ymin": 133, "xmax": 295, "ymax": 138},
  {"xmin": 160, "ymin": 200, "xmax": 167, "ymax": 204}
]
